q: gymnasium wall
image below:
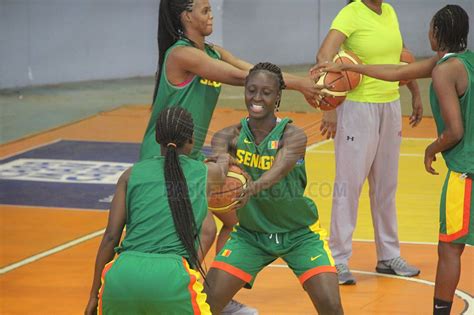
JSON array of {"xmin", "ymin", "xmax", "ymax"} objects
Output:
[{"xmin": 1, "ymin": 0, "xmax": 473, "ymax": 88}]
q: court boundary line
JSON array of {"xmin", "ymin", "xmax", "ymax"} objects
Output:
[
  {"xmin": 0, "ymin": 203, "xmax": 109, "ymax": 213},
  {"xmin": 0, "ymin": 228, "xmax": 106, "ymax": 274},
  {"xmin": 0, "ymin": 138, "xmax": 63, "ymax": 161},
  {"xmin": 269, "ymin": 263, "xmax": 473, "ymax": 314}
]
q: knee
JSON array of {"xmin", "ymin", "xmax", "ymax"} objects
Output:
[
  {"xmin": 318, "ymin": 297, "xmax": 344, "ymax": 315},
  {"xmin": 438, "ymin": 242, "xmax": 464, "ymax": 259}
]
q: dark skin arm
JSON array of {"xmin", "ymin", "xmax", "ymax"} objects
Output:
[
  {"xmin": 206, "ymin": 153, "xmax": 232, "ymax": 192},
  {"xmin": 85, "ymin": 169, "xmax": 129, "ymax": 315},
  {"xmin": 315, "ymin": 55, "xmax": 439, "ymax": 82},
  {"xmin": 213, "ymin": 46, "xmax": 328, "ymax": 107},
  {"xmin": 424, "ymin": 59, "xmax": 466, "ymax": 175}
]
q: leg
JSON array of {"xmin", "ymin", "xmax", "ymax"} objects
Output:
[
  {"xmin": 303, "ymin": 273, "xmax": 343, "ymax": 315},
  {"xmin": 199, "ymin": 211, "xmax": 217, "ymax": 262},
  {"xmin": 213, "ymin": 210, "xmax": 238, "ymax": 253},
  {"xmin": 367, "ymin": 100, "xmax": 402, "ymax": 261},
  {"xmin": 330, "ymin": 101, "xmax": 379, "ymax": 264},
  {"xmin": 435, "ymin": 242, "xmax": 465, "ymax": 301},
  {"xmin": 204, "ymin": 268, "xmax": 246, "ymax": 314}
]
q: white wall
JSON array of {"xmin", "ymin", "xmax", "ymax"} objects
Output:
[{"xmin": 1, "ymin": 0, "xmax": 473, "ymax": 88}]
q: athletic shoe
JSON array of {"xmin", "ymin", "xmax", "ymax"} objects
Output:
[
  {"xmin": 221, "ymin": 299, "xmax": 259, "ymax": 315},
  {"xmin": 376, "ymin": 256, "xmax": 420, "ymax": 277},
  {"xmin": 335, "ymin": 263, "xmax": 356, "ymax": 285}
]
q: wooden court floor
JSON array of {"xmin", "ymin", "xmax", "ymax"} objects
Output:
[{"xmin": 1, "ymin": 106, "xmax": 472, "ymax": 314}]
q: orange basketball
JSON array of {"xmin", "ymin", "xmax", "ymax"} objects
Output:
[
  {"xmin": 313, "ymin": 50, "xmax": 362, "ymax": 111},
  {"xmin": 207, "ymin": 164, "xmax": 249, "ymax": 213},
  {"xmin": 331, "ymin": 50, "xmax": 363, "ymax": 91},
  {"xmin": 399, "ymin": 48, "xmax": 415, "ymax": 86}
]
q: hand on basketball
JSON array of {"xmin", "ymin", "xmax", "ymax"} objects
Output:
[
  {"xmin": 298, "ymin": 76, "xmax": 332, "ymax": 108},
  {"xmin": 228, "ymin": 187, "xmax": 251, "ymax": 211},
  {"xmin": 85, "ymin": 296, "xmax": 98, "ymax": 315},
  {"xmin": 424, "ymin": 144, "xmax": 439, "ymax": 175},
  {"xmin": 409, "ymin": 95, "xmax": 423, "ymax": 127},
  {"xmin": 309, "ymin": 61, "xmax": 343, "ymax": 79}
]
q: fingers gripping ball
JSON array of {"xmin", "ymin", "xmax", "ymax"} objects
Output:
[
  {"xmin": 399, "ymin": 48, "xmax": 416, "ymax": 86},
  {"xmin": 208, "ymin": 164, "xmax": 249, "ymax": 213},
  {"xmin": 315, "ymin": 50, "xmax": 362, "ymax": 111}
]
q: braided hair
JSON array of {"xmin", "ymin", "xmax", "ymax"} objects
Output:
[
  {"xmin": 245, "ymin": 62, "xmax": 286, "ymax": 111},
  {"xmin": 432, "ymin": 5, "xmax": 469, "ymax": 53},
  {"xmin": 155, "ymin": 107, "xmax": 205, "ymax": 276},
  {"xmin": 153, "ymin": 0, "xmax": 195, "ymax": 103}
]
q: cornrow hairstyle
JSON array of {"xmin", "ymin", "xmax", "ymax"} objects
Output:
[
  {"xmin": 152, "ymin": 0, "xmax": 195, "ymax": 103},
  {"xmin": 432, "ymin": 5, "xmax": 469, "ymax": 53},
  {"xmin": 245, "ymin": 62, "xmax": 286, "ymax": 111},
  {"xmin": 155, "ymin": 107, "xmax": 206, "ymax": 277}
]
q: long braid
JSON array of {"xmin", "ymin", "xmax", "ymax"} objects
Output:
[
  {"xmin": 432, "ymin": 5, "xmax": 469, "ymax": 53},
  {"xmin": 153, "ymin": 0, "xmax": 195, "ymax": 104},
  {"xmin": 246, "ymin": 62, "xmax": 286, "ymax": 111},
  {"xmin": 155, "ymin": 107, "xmax": 205, "ymax": 277}
]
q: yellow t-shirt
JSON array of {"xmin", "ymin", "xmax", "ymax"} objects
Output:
[{"xmin": 331, "ymin": 1, "xmax": 403, "ymax": 103}]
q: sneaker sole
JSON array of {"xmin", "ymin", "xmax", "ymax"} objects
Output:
[
  {"xmin": 338, "ymin": 279, "xmax": 356, "ymax": 285},
  {"xmin": 375, "ymin": 267, "xmax": 420, "ymax": 277}
]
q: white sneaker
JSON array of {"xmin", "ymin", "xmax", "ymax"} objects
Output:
[
  {"xmin": 221, "ymin": 299, "xmax": 259, "ymax": 315},
  {"xmin": 376, "ymin": 256, "xmax": 420, "ymax": 277}
]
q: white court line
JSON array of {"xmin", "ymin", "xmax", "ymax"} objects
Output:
[
  {"xmin": 0, "ymin": 228, "xmax": 105, "ymax": 274},
  {"xmin": 269, "ymin": 263, "xmax": 473, "ymax": 315}
]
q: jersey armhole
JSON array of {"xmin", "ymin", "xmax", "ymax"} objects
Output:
[{"xmin": 162, "ymin": 45, "xmax": 198, "ymax": 89}]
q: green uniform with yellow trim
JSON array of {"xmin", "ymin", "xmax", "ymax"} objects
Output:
[
  {"xmin": 431, "ymin": 51, "xmax": 474, "ymax": 245},
  {"xmin": 98, "ymin": 156, "xmax": 211, "ymax": 314},
  {"xmin": 139, "ymin": 39, "xmax": 221, "ymax": 161},
  {"xmin": 212, "ymin": 118, "xmax": 336, "ymax": 287}
]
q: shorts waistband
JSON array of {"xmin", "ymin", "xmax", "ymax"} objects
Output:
[{"xmin": 119, "ymin": 251, "xmax": 184, "ymax": 261}]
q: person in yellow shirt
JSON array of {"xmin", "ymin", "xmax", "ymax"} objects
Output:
[{"xmin": 312, "ymin": 0, "xmax": 422, "ymax": 284}]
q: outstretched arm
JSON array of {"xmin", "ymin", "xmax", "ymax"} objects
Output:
[
  {"xmin": 246, "ymin": 125, "xmax": 307, "ymax": 196},
  {"xmin": 317, "ymin": 55, "xmax": 439, "ymax": 81},
  {"xmin": 85, "ymin": 169, "xmax": 129, "ymax": 315},
  {"xmin": 215, "ymin": 46, "xmax": 328, "ymax": 107},
  {"xmin": 169, "ymin": 46, "xmax": 247, "ymax": 86},
  {"xmin": 424, "ymin": 61, "xmax": 465, "ymax": 175}
]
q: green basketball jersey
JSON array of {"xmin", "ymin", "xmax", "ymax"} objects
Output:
[
  {"xmin": 430, "ymin": 50, "xmax": 474, "ymax": 173},
  {"xmin": 139, "ymin": 39, "xmax": 222, "ymax": 161},
  {"xmin": 235, "ymin": 118, "xmax": 319, "ymax": 233},
  {"xmin": 116, "ymin": 155, "xmax": 208, "ymax": 260}
]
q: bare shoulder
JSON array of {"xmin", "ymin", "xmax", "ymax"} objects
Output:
[
  {"xmin": 118, "ymin": 168, "xmax": 132, "ymax": 185},
  {"xmin": 432, "ymin": 57, "xmax": 464, "ymax": 79}
]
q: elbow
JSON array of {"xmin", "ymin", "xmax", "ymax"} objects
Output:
[
  {"xmin": 103, "ymin": 231, "xmax": 121, "ymax": 246},
  {"xmin": 452, "ymin": 128, "xmax": 464, "ymax": 142}
]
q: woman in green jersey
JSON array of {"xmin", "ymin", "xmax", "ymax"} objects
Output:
[
  {"xmin": 144, "ymin": 2, "xmax": 328, "ymax": 305},
  {"xmin": 317, "ymin": 5, "xmax": 472, "ymax": 314},
  {"xmin": 85, "ymin": 107, "xmax": 231, "ymax": 315},
  {"xmin": 204, "ymin": 63, "xmax": 343, "ymax": 315}
]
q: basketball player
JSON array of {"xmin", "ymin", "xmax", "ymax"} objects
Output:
[
  {"xmin": 316, "ymin": 5, "xmax": 472, "ymax": 314},
  {"xmin": 204, "ymin": 63, "xmax": 343, "ymax": 315},
  {"xmin": 85, "ymin": 107, "xmax": 231, "ymax": 315}
]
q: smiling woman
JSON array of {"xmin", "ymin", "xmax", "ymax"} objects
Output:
[{"xmin": 205, "ymin": 62, "xmax": 343, "ymax": 315}]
